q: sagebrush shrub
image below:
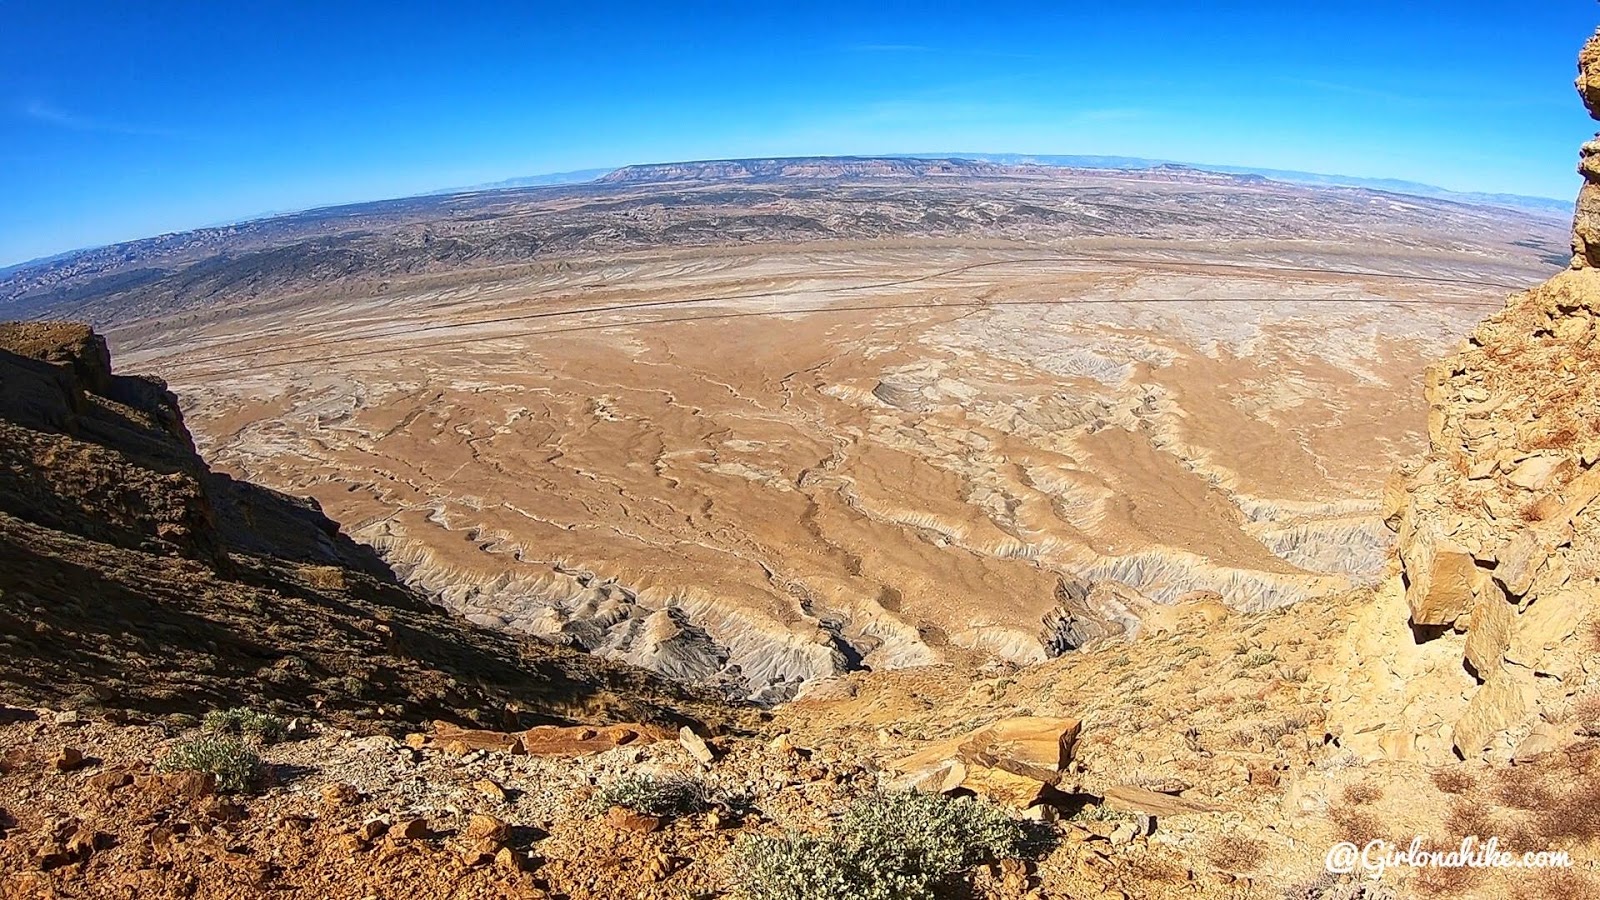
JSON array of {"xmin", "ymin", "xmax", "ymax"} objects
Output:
[
  {"xmin": 202, "ymin": 706, "xmax": 287, "ymax": 743},
  {"xmin": 732, "ymin": 791, "xmax": 1027, "ymax": 900},
  {"xmin": 158, "ymin": 734, "xmax": 262, "ymax": 793},
  {"xmin": 733, "ymin": 833, "xmax": 858, "ymax": 900},
  {"xmin": 590, "ymin": 773, "xmax": 710, "ymax": 817}
]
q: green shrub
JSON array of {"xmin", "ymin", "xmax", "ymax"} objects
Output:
[
  {"xmin": 590, "ymin": 773, "xmax": 710, "ymax": 817},
  {"xmin": 732, "ymin": 791, "xmax": 1027, "ymax": 900},
  {"xmin": 1240, "ymin": 650, "xmax": 1279, "ymax": 669},
  {"xmin": 158, "ymin": 735, "xmax": 262, "ymax": 794},
  {"xmin": 202, "ymin": 707, "xmax": 287, "ymax": 744},
  {"xmin": 733, "ymin": 833, "xmax": 858, "ymax": 900}
]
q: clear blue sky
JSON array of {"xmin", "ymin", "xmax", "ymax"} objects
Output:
[{"xmin": 3, "ymin": 1, "xmax": 1597, "ymax": 266}]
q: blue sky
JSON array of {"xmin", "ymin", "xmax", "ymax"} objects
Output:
[{"xmin": 3, "ymin": 1, "xmax": 1597, "ymax": 265}]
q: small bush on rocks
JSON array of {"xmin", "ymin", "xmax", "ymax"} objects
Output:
[
  {"xmin": 202, "ymin": 707, "xmax": 287, "ymax": 744},
  {"xmin": 158, "ymin": 735, "xmax": 262, "ymax": 794},
  {"xmin": 590, "ymin": 773, "xmax": 711, "ymax": 817},
  {"xmin": 732, "ymin": 791, "xmax": 1027, "ymax": 900}
]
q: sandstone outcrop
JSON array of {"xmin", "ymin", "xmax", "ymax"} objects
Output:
[
  {"xmin": 1336, "ymin": 30, "xmax": 1600, "ymax": 761},
  {"xmin": 1381, "ymin": 262, "xmax": 1600, "ymax": 760},
  {"xmin": 890, "ymin": 716, "xmax": 1081, "ymax": 809},
  {"xmin": 1575, "ymin": 29, "xmax": 1600, "ymax": 266}
]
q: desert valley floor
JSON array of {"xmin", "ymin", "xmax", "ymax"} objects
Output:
[{"xmin": 54, "ymin": 166, "xmax": 1562, "ymax": 699}]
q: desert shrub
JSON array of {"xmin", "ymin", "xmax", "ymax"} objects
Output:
[
  {"xmin": 1205, "ymin": 833, "xmax": 1263, "ymax": 873},
  {"xmin": 1315, "ymin": 749, "xmax": 1362, "ymax": 773},
  {"xmin": 590, "ymin": 773, "xmax": 710, "ymax": 817},
  {"xmin": 733, "ymin": 833, "xmax": 856, "ymax": 900},
  {"xmin": 158, "ymin": 735, "xmax": 262, "ymax": 794},
  {"xmin": 1430, "ymin": 768, "xmax": 1473, "ymax": 794},
  {"xmin": 1340, "ymin": 782, "xmax": 1382, "ymax": 805},
  {"xmin": 202, "ymin": 707, "xmax": 287, "ymax": 744},
  {"xmin": 732, "ymin": 791, "xmax": 1027, "ymax": 900}
]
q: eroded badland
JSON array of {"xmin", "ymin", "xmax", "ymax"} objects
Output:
[
  {"xmin": 112, "ymin": 174, "xmax": 1564, "ymax": 700},
  {"xmin": 3, "ymin": 36, "xmax": 1600, "ymax": 900}
]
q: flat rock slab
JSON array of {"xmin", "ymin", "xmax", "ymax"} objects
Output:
[
  {"xmin": 1096, "ymin": 784, "xmax": 1223, "ymax": 817},
  {"xmin": 524, "ymin": 723, "xmax": 672, "ymax": 756},
  {"xmin": 427, "ymin": 721, "xmax": 672, "ymax": 757},
  {"xmin": 891, "ymin": 716, "xmax": 1081, "ymax": 808},
  {"xmin": 431, "ymin": 722, "xmax": 525, "ymax": 755}
]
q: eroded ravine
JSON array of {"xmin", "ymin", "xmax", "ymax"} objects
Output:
[{"xmin": 114, "ymin": 232, "xmax": 1556, "ymax": 699}]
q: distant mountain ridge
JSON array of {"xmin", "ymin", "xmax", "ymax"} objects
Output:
[
  {"xmin": 899, "ymin": 152, "xmax": 1572, "ymax": 216},
  {"xmin": 4, "ymin": 153, "xmax": 1569, "ymax": 272},
  {"xmin": 597, "ymin": 156, "xmax": 1010, "ymax": 183},
  {"xmin": 424, "ymin": 168, "xmax": 613, "ymax": 194},
  {"xmin": 599, "ymin": 153, "xmax": 1568, "ymax": 216}
]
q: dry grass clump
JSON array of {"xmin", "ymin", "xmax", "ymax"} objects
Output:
[
  {"xmin": 1329, "ymin": 803, "xmax": 1385, "ymax": 846},
  {"xmin": 1510, "ymin": 868, "xmax": 1599, "ymax": 900},
  {"xmin": 1340, "ymin": 782, "xmax": 1382, "ymax": 806},
  {"xmin": 1203, "ymin": 834, "xmax": 1263, "ymax": 874},
  {"xmin": 1429, "ymin": 768, "xmax": 1474, "ymax": 795},
  {"xmin": 1411, "ymin": 859, "xmax": 1480, "ymax": 898},
  {"xmin": 1569, "ymin": 694, "xmax": 1600, "ymax": 736}
]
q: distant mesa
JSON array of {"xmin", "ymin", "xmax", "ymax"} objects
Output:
[{"xmin": 596, "ymin": 156, "xmax": 1009, "ymax": 184}]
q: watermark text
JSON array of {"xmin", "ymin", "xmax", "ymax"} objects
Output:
[{"xmin": 1324, "ymin": 836, "xmax": 1570, "ymax": 878}]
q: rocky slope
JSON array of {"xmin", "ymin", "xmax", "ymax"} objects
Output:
[
  {"xmin": 0, "ymin": 322, "xmax": 738, "ymax": 734},
  {"xmin": 1318, "ymin": 35, "xmax": 1600, "ymax": 768}
]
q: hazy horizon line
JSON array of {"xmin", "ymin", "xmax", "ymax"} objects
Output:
[{"xmin": 2, "ymin": 151, "xmax": 1571, "ymax": 271}]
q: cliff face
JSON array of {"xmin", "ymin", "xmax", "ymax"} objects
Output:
[
  {"xmin": 0, "ymin": 322, "xmax": 734, "ymax": 732},
  {"xmin": 1572, "ymin": 31, "xmax": 1600, "ymax": 267},
  {"xmin": 1327, "ymin": 30, "xmax": 1600, "ymax": 762}
]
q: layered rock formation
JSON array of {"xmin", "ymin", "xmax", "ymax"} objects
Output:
[
  {"xmin": 1328, "ymin": 30, "xmax": 1600, "ymax": 762},
  {"xmin": 1573, "ymin": 30, "xmax": 1600, "ymax": 266}
]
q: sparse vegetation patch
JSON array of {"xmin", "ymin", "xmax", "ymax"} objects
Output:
[
  {"xmin": 590, "ymin": 773, "xmax": 711, "ymax": 817},
  {"xmin": 732, "ymin": 790, "xmax": 1028, "ymax": 900},
  {"xmin": 157, "ymin": 734, "xmax": 262, "ymax": 794},
  {"xmin": 202, "ymin": 706, "xmax": 287, "ymax": 744}
]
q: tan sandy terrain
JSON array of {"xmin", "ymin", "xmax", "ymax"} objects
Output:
[
  {"xmin": 0, "ymin": 161, "xmax": 1554, "ymax": 698},
  {"xmin": 74, "ymin": 166, "xmax": 1561, "ymax": 701}
]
